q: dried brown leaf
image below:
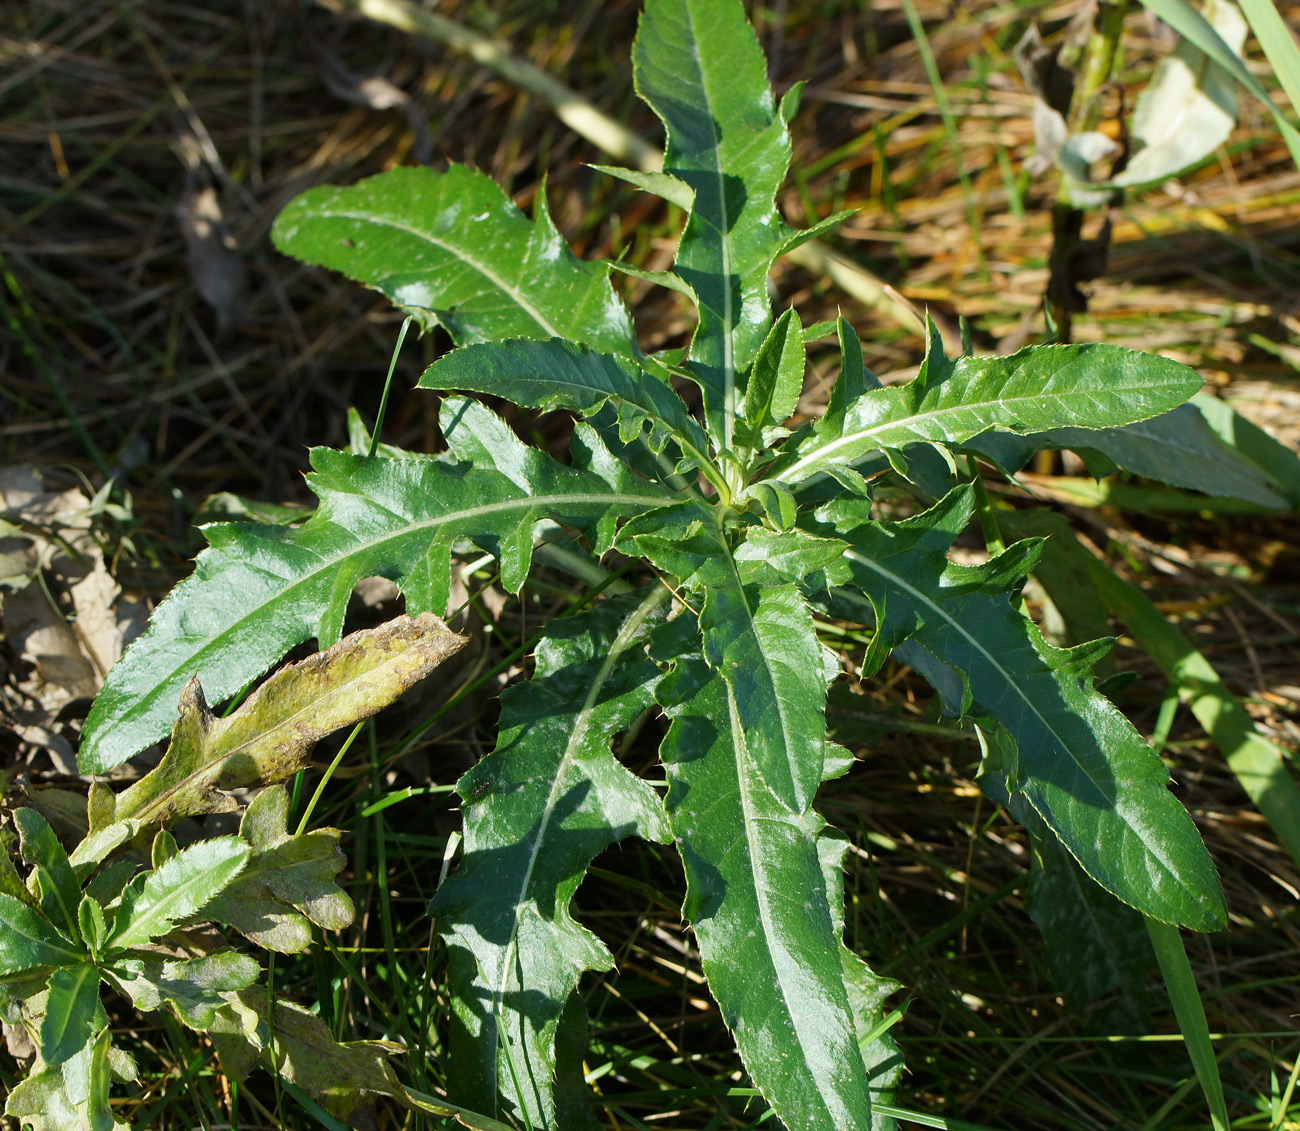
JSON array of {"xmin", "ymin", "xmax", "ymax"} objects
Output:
[{"xmin": 114, "ymin": 613, "xmax": 468, "ymax": 827}]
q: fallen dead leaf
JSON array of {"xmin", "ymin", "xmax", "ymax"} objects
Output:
[{"xmin": 0, "ymin": 466, "xmax": 144, "ymax": 775}]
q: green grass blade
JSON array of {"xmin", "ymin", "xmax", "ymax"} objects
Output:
[
  {"xmin": 1236, "ymin": 0, "xmax": 1300, "ymax": 128},
  {"xmin": 1137, "ymin": 0, "xmax": 1300, "ymax": 169},
  {"xmin": 1145, "ymin": 917, "xmax": 1230, "ymax": 1131},
  {"xmin": 1084, "ymin": 556, "xmax": 1300, "ymax": 872}
]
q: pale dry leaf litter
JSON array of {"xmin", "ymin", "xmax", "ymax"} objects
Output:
[{"xmin": 0, "ymin": 466, "xmax": 146, "ymax": 775}]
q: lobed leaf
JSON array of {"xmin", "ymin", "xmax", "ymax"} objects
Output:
[
  {"xmin": 204, "ymin": 785, "xmax": 354, "ymax": 953},
  {"xmin": 633, "ymin": 0, "xmax": 793, "ymax": 449},
  {"xmin": 773, "ymin": 342, "xmax": 1204, "ymax": 487},
  {"xmin": 966, "ymin": 401, "xmax": 1288, "ymax": 508},
  {"xmin": 819, "ymin": 487, "xmax": 1226, "ymax": 930},
  {"xmin": 979, "ymin": 730, "xmax": 1153, "ymax": 1030},
  {"xmin": 83, "ymin": 400, "xmax": 668, "ymax": 771},
  {"xmin": 737, "ymin": 306, "xmax": 806, "ymax": 449},
  {"xmin": 235, "ymin": 988, "xmax": 406, "ymax": 1125},
  {"xmin": 656, "ymin": 645, "xmax": 877, "ymax": 1131},
  {"xmin": 272, "ymin": 164, "xmax": 638, "ymax": 356},
  {"xmin": 626, "ymin": 519, "xmax": 837, "ymax": 811},
  {"xmin": 817, "ymin": 830, "xmax": 903, "ymax": 1128},
  {"xmin": 420, "ymin": 337, "xmax": 712, "ymax": 470},
  {"xmin": 109, "ymin": 951, "xmax": 261, "ymax": 1031},
  {"xmin": 430, "ymin": 588, "xmax": 671, "ymax": 1127},
  {"xmin": 4, "ymin": 1068, "xmax": 83, "ymax": 1131}
]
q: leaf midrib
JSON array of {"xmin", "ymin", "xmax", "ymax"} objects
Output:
[
  {"xmin": 714, "ymin": 559, "xmax": 803, "ymax": 806},
  {"xmin": 839, "ymin": 550, "xmax": 1191, "ymax": 886},
  {"xmin": 0, "ymin": 895, "xmax": 84, "ymax": 969},
  {"xmin": 728, "ymin": 683, "xmax": 836, "ymax": 1124},
  {"xmin": 129, "ymin": 647, "xmax": 450, "ymax": 825},
  {"xmin": 103, "ymin": 490, "xmax": 667, "ymax": 746},
  {"xmin": 779, "ymin": 374, "xmax": 1182, "ymax": 482},
  {"xmin": 432, "ymin": 364, "xmax": 711, "ymax": 469},
  {"xmin": 488, "ymin": 587, "xmax": 666, "ymax": 1097},
  {"xmin": 680, "ymin": 5, "xmax": 736, "ymax": 451},
  {"xmin": 112, "ymin": 849, "xmax": 245, "ymax": 950},
  {"xmin": 300, "ymin": 207, "xmax": 561, "ymax": 339}
]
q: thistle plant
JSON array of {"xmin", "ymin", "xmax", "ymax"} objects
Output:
[{"xmin": 12, "ymin": 0, "xmax": 1249, "ymax": 1127}]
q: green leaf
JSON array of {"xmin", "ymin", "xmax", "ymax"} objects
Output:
[
  {"xmin": 110, "ymin": 951, "xmax": 261, "ymax": 1030},
  {"xmin": 1191, "ymin": 391, "xmax": 1300, "ymax": 507},
  {"xmin": 633, "ymin": 0, "xmax": 792, "ymax": 448},
  {"xmin": 72, "ymin": 1027, "xmax": 119, "ymax": 1131},
  {"xmin": 205, "ymin": 785, "xmax": 354, "ymax": 953},
  {"xmin": 271, "ymin": 165, "xmax": 638, "ymax": 356},
  {"xmin": 699, "ymin": 572, "xmax": 830, "ymax": 812},
  {"xmin": 0, "ymin": 892, "xmax": 84, "ymax": 973},
  {"xmin": 741, "ymin": 480, "xmax": 799, "ymax": 532},
  {"xmin": 966, "ymin": 402, "xmax": 1288, "ymax": 508},
  {"xmin": 738, "ymin": 306, "xmax": 806, "ymax": 449},
  {"xmin": 39, "ymin": 964, "xmax": 102, "ymax": 1066},
  {"xmin": 773, "ymin": 343, "xmax": 1203, "ymax": 487},
  {"xmin": 85, "ymin": 784, "xmax": 115, "ymax": 836},
  {"xmin": 819, "ymin": 487, "xmax": 1226, "ymax": 930},
  {"xmin": 589, "ymin": 164, "xmax": 695, "ymax": 210},
  {"xmin": 1029, "ymin": 826, "xmax": 1154, "ymax": 1028},
  {"xmin": 150, "ymin": 828, "xmax": 178, "ymax": 869},
  {"xmin": 826, "ymin": 315, "xmax": 877, "ymax": 420},
  {"xmin": 84, "ymin": 401, "xmax": 666, "ymax": 771},
  {"xmin": 77, "ymin": 897, "xmax": 106, "ymax": 958},
  {"xmin": 817, "ymin": 830, "xmax": 903, "ymax": 1127},
  {"xmin": 4, "ymin": 1068, "xmax": 84, "ymax": 1131},
  {"xmin": 106, "ymin": 837, "xmax": 250, "ymax": 952},
  {"xmin": 656, "ymin": 647, "xmax": 876, "ymax": 1130},
  {"xmin": 630, "ymin": 522, "xmax": 834, "ymax": 811},
  {"xmin": 978, "ymin": 731, "xmax": 1152, "ymax": 1030},
  {"xmin": 430, "ymin": 588, "xmax": 671, "ymax": 1127},
  {"xmin": 0, "ymin": 828, "xmax": 32, "ymax": 906},
  {"xmin": 14, "ymin": 808, "xmax": 83, "ymax": 942},
  {"xmin": 733, "ymin": 525, "xmax": 852, "ymax": 584},
  {"xmin": 605, "ymin": 258, "xmax": 702, "ymax": 302},
  {"xmin": 68, "ymin": 821, "xmax": 138, "ymax": 879},
  {"xmin": 419, "ymin": 337, "xmax": 712, "ymax": 471}
]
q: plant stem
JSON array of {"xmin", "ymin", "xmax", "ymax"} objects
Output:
[{"xmin": 1047, "ymin": 0, "xmax": 1130, "ymax": 342}]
